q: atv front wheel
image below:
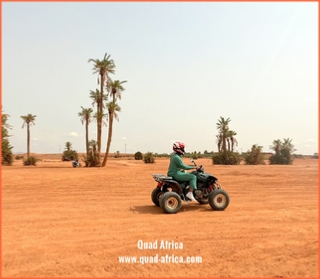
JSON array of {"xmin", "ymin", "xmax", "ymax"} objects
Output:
[
  {"xmin": 160, "ymin": 192, "xmax": 182, "ymax": 214},
  {"xmin": 193, "ymin": 190, "xmax": 209, "ymax": 205},
  {"xmin": 208, "ymin": 189, "xmax": 230, "ymax": 211},
  {"xmin": 151, "ymin": 188, "xmax": 164, "ymax": 207}
]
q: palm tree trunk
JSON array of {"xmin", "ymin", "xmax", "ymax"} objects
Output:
[
  {"xmin": 97, "ymin": 121, "xmax": 102, "ymax": 152},
  {"xmin": 97, "ymin": 112, "xmax": 100, "ymax": 152},
  {"xmin": 96, "ymin": 74, "xmax": 104, "ymax": 166},
  {"xmin": 97, "ymin": 111, "xmax": 101, "ymax": 153},
  {"xmin": 102, "ymin": 112, "xmax": 113, "ymax": 167},
  {"xmin": 85, "ymin": 121, "xmax": 89, "ymax": 158},
  {"xmin": 222, "ymin": 135, "xmax": 226, "ymax": 153},
  {"xmin": 27, "ymin": 123, "xmax": 30, "ymax": 158}
]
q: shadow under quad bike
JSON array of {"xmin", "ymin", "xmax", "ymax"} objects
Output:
[{"xmin": 151, "ymin": 159, "xmax": 230, "ymax": 214}]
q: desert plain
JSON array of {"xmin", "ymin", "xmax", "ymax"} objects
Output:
[{"xmin": 2, "ymin": 155, "xmax": 319, "ymax": 278}]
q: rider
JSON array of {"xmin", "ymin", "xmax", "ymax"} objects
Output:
[{"xmin": 167, "ymin": 142, "xmax": 198, "ymax": 202}]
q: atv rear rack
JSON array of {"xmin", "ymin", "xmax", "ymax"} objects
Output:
[{"xmin": 152, "ymin": 174, "xmax": 172, "ymax": 182}]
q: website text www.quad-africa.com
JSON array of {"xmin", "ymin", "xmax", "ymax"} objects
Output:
[
  {"xmin": 118, "ymin": 239, "xmax": 202, "ymax": 265},
  {"xmin": 118, "ymin": 254, "xmax": 202, "ymax": 265}
]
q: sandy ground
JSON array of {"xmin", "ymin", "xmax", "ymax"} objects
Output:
[{"xmin": 2, "ymin": 156, "xmax": 318, "ymax": 278}]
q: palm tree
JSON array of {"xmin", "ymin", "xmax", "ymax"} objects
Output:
[
  {"xmin": 88, "ymin": 53, "xmax": 115, "ymax": 157},
  {"xmin": 89, "ymin": 89, "xmax": 109, "ymax": 113},
  {"xmin": 21, "ymin": 114, "xmax": 36, "ymax": 158},
  {"xmin": 216, "ymin": 117, "xmax": 230, "ymax": 153},
  {"xmin": 2, "ymin": 111, "xmax": 12, "ymax": 141},
  {"xmin": 270, "ymin": 139, "xmax": 282, "ymax": 156},
  {"xmin": 282, "ymin": 138, "xmax": 296, "ymax": 153},
  {"xmin": 78, "ymin": 107, "xmax": 93, "ymax": 157},
  {"xmin": 89, "ymin": 89, "xmax": 108, "ymax": 137},
  {"xmin": 89, "ymin": 89, "xmax": 101, "ymax": 109},
  {"xmin": 281, "ymin": 138, "xmax": 296, "ymax": 164},
  {"xmin": 2, "ymin": 110, "xmax": 13, "ymax": 166},
  {"xmin": 252, "ymin": 144, "xmax": 263, "ymax": 165},
  {"xmin": 269, "ymin": 138, "xmax": 295, "ymax": 165},
  {"xmin": 216, "ymin": 134, "xmax": 222, "ymax": 153},
  {"xmin": 89, "ymin": 140, "xmax": 98, "ymax": 153},
  {"xmin": 226, "ymin": 131, "xmax": 231, "ymax": 152},
  {"xmin": 245, "ymin": 144, "xmax": 264, "ymax": 165},
  {"xmin": 2, "ymin": 111, "xmax": 12, "ymax": 135},
  {"xmin": 107, "ymin": 79, "xmax": 127, "ymax": 102},
  {"xmin": 101, "ymin": 79, "xmax": 127, "ymax": 167},
  {"xmin": 65, "ymin": 141, "xmax": 72, "ymax": 151},
  {"xmin": 227, "ymin": 130, "xmax": 238, "ymax": 152},
  {"xmin": 102, "ymin": 101, "xmax": 121, "ymax": 166},
  {"xmin": 87, "ymin": 140, "xmax": 100, "ymax": 167}
]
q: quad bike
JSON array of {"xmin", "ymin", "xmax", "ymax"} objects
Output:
[
  {"xmin": 151, "ymin": 159, "xmax": 230, "ymax": 214},
  {"xmin": 72, "ymin": 160, "xmax": 81, "ymax": 167}
]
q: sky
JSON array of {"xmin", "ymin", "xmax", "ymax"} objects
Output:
[{"xmin": 2, "ymin": 2, "xmax": 318, "ymax": 155}]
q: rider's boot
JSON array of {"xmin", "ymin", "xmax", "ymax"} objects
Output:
[{"xmin": 186, "ymin": 191, "xmax": 197, "ymax": 202}]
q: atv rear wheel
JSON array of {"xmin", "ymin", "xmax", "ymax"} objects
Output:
[
  {"xmin": 208, "ymin": 189, "xmax": 230, "ymax": 211},
  {"xmin": 151, "ymin": 187, "xmax": 164, "ymax": 207},
  {"xmin": 160, "ymin": 192, "xmax": 182, "ymax": 214}
]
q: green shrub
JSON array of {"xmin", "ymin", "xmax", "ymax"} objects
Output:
[
  {"xmin": 191, "ymin": 151, "xmax": 199, "ymax": 159},
  {"xmin": 61, "ymin": 142, "xmax": 78, "ymax": 161},
  {"xmin": 269, "ymin": 153, "xmax": 292, "ymax": 165},
  {"xmin": 83, "ymin": 140, "xmax": 100, "ymax": 167},
  {"xmin": 143, "ymin": 152, "xmax": 155, "ymax": 164},
  {"xmin": 2, "ymin": 140, "xmax": 13, "ymax": 166},
  {"xmin": 62, "ymin": 150, "xmax": 78, "ymax": 161},
  {"xmin": 243, "ymin": 144, "xmax": 265, "ymax": 165},
  {"xmin": 15, "ymin": 155, "xmax": 24, "ymax": 160},
  {"xmin": 83, "ymin": 152, "xmax": 100, "ymax": 167},
  {"xmin": 269, "ymin": 149, "xmax": 294, "ymax": 165},
  {"xmin": 134, "ymin": 151, "xmax": 143, "ymax": 160},
  {"xmin": 2, "ymin": 112, "xmax": 13, "ymax": 166},
  {"xmin": 212, "ymin": 151, "xmax": 242, "ymax": 165},
  {"xmin": 23, "ymin": 156, "xmax": 39, "ymax": 166},
  {"xmin": 269, "ymin": 138, "xmax": 295, "ymax": 165}
]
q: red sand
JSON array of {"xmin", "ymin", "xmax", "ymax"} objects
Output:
[{"xmin": 2, "ymin": 156, "xmax": 318, "ymax": 277}]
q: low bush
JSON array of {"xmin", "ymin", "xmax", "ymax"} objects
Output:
[
  {"xmin": 143, "ymin": 152, "xmax": 155, "ymax": 164},
  {"xmin": 269, "ymin": 153, "xmax": 292, "ymax": 165},
  {"xmin": 83, "ymin": 152, "xmax": 100, "ymax": 167},
  {"xmin": 62, "ymin": 150, "xmax": 78, "ymax": 161},
  {"xmin": 212, "ymin": 151, "xmax": 242, "ymax": 165},
  {"xmin": 134, "ymin": 151, "xmax": 143, "ymax": 160},
  {"xmin": 23, "ymin": 156, "xmax": 39, "ymax": 166},
  {"xmin": 243, "ymin": 144, "xmax": 265, "ymax": 165}
]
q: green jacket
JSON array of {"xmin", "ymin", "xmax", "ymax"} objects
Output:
[{"xmin": 167, "ymin": 153, "xmax": 194, "ymax": 176}]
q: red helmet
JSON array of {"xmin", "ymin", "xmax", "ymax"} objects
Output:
[{"xmin": 173, "ymin": 142, "xmax": 185, "ymax": 155}]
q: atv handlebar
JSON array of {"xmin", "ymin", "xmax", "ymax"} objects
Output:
[
  {"xmin": 197, "ymin": 165, "xmax": 204, "ymax": 173},
  {"xmin": 190, "ymin": 159, "xmax": 204, "ymax": 173},
  {"xmin": 191, "ymin": 158, "xmax": 202, "ymax": 169}
]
